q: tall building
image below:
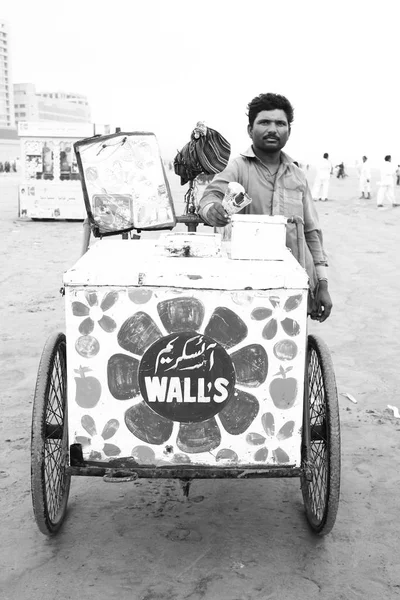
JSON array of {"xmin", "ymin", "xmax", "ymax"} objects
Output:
[
  {"xmin": 0, "ymin": 20, "xmax": 15, "ymax": 128},
  {"xmin": 14, "ymin": 83, "xmax": 91, "ymax": 124}
]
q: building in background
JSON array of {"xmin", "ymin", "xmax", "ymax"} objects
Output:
[
  {"xmin": 14, "ymin": 83, "xmax": 91, "ymax": 124},
  {"xmin": 0, "ymin": 19, "xmax": 18, "ymax": 162},
  {"xmin": 0, "ymin": 19, "xmax": 15, "ymax": 129}
]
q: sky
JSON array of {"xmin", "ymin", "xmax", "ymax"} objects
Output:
[{"xmin": 2, "ymin": 0, "xmax": 400, "ymax": 166}]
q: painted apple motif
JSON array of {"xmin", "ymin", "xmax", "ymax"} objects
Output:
[
  {"xmin": 74, "ymin": 366, "xmax": 102, "ymax": 408},
  {"xmin": 269, "ymin": 365, "xmax": 298, "ymax": 410}
]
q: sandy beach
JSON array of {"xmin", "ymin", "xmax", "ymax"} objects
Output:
[{"xmin": 1, "ymin": 168, "xmax": 400, "ymax": 600}]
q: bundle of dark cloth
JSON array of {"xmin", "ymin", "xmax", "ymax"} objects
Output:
[{"xmin": 174, "ymin": 122, "xmax": 231, "ymax": 185}]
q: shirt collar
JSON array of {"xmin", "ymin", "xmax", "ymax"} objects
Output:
[{"xmin": 240, "ymin": 146, "xmax": 294, "ymax": 166}]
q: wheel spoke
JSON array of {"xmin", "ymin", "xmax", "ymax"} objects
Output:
[{"xmin": 44, "ymin": 438, "xmax": 68, "ymax": 520}]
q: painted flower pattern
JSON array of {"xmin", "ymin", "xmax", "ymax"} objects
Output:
[
  {"xmin": 246, "ymin": 412, "xmax": 296, "ymax": 463},
  {"xmin": 75, "ymin": 414, "xmax": 121, "ymax": 459},
  {"xmin": 72, "ymin": 291, "xmax": 118, "ymax": 335},
  {"xmin": 107, "ymin": 297, "xmax": 269, "ymax": 455},
  {"xmin": 251, "ymin": 294, "xmax": 302, "ymax": 340}
]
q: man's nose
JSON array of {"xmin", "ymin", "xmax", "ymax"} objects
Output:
[{"xmin": 266, "ymin": 122, "xmax": 278, "ymax": 133}]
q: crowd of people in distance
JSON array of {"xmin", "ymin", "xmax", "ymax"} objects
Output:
[
  {"xmin": 0, "ymin": 160, "xmax": 17, "ymax": 173},
  {"xmin": 311, "ymin": 153, "xmax": 399, "ymax": 208}
]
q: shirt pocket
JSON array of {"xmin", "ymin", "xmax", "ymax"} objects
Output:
[{"xmin": 283, "ymin": 187, "xmax": 303, "ymax": 216}]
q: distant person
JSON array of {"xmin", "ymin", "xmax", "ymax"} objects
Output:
[
  {"xmin": 4, "ymin": 161, "xmax": 10, "ymax": 173},
  {"xmin": 312, "ymin": 152, "xmax": 332, "ymax": 202},
  {"xmin": 359, "ymin": 156, "xmax": 371, "ymax": 199},
  {"xmin": 335, "ymin": 162, "xmax": 346, "ymax": 178},
  {"xmin": 396, "ymin": 165, "xmax": 400, "ymax": 186},
  {"xmin": 0, "ymin": 162, "xmax": 3, "ymax": 173},
  {"xmin": 377, "ymin": 155, "xmax": 397, "ymax": 208}
]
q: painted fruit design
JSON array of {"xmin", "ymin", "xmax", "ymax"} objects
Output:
[
  {"xmin": 273, "ymin": 339, "xmax": 298, "ymax": 361},
  {"xmin": 75, "ymin": 335, "xmax": 100, "ymax": 358},
  {"xmin": 74, "ymin": 366, "xmax": 102, "ymax": 408},
  {"xmin": 269, "ymin": 365, "xmax": 298, "ymax": 410}
]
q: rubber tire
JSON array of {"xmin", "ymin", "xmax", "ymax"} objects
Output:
[
  {"xmin": 301, "ymin": 334, "xmax": 341, "ymax": 535},
  {"xmin": 31, "ymin": 332, "xmax": 71, "ymax": 535}
]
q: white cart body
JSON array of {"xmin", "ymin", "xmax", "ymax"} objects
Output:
[{"xmin": 64, "ymin": 239, "xmax": 309, "ymax": 471}]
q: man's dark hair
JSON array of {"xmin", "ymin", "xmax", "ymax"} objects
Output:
[
  {"xmin": 247, "ymin": 93, "xmax": 294, "ymax": 128},
  {"xmin": 385, "ymin": 155, "xmax": 391, "ymax": 162},
  {"xmin": 323, "ymin": 153, "xmax": 329, "ymax": 159}
]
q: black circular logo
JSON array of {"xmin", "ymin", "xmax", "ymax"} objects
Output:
[{"xmin": 139, "ymin": 331, "xmax": 236, "ymax": 423}]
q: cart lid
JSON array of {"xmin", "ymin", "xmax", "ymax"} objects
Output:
[{"xmin": 64, "ymin": 239, "xmax": 309, "ymax": 290}]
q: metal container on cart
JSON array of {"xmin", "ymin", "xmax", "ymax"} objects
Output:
[{"xmin": 30, "ymin": 131, "xmax": 340, "ymax": 538}]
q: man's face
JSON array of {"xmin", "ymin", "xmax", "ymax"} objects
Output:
[{"xmin": 248, "ymin": 109, "xmax": 290, "ymax": 153}]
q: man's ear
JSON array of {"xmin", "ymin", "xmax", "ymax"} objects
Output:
[{"xmin": 247, "ymin": 124, "xmax": 252, "ymax": 138}]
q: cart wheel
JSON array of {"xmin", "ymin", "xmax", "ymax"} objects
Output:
[
  {"xmin": 31, "ymin": 332, "xmax": 71, "ymax": 535},
  {"xmin": 301, "ymin": 334, "xmax": 340, "ymax": 535}
]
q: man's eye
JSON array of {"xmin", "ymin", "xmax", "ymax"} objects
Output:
[{"xmin": 277, "ymin": 122, "xmax": 287, "ymax": 127}]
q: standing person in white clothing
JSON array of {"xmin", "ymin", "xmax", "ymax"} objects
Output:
[
  {"xmin": 377, "ymin": 155, "xmax": 397, "ymax": 208},
  {"xmin": 312, "ymin": 152, "xmax": 332, "ymax": 202},
  {"xmin": 359, "ymin": 155, "xmax": 371, "ymax": 199}
]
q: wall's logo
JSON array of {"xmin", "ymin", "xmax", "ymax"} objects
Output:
[{"xmin": 139, "ymin": 332, "xmax": 235, "ymax": 422}]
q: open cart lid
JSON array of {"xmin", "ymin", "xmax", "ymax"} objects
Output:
[
  {"xmin": 64, "ymin": 239, "xmax": 309, "ymax": 290},
  {"xmin": 74, "ymin": 131, "xmax": 176, "ymax": 236}
]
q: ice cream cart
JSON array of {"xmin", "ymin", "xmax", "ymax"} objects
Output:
[
  {"xmin": 18, "ymin": 121, "xmax": 93, "ymax": 220},
  {"xmin": 30, "ymin": 131, "xmax": 341, "ymax": 538}
]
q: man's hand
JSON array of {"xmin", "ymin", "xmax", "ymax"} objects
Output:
[
  {"xmin": 311, "ymin": 280, "xmax": 332, "ymax": 322},
  {"xmin": 205, "ymin": 202, "xmax": 231, "ymax": 227}
]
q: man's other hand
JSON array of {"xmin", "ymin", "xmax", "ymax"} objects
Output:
[
  {"xmin": 206, "ymin": 202, "xmax": 231, "ymax": 227},
  {"xmin": 311, "ymin": 281, "xmax": 332, "ymax": 322}
]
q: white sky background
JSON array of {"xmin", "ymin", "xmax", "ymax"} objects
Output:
[{"xmin": 2, "ymin": 0, "xmax": 400, "ymax": 166}]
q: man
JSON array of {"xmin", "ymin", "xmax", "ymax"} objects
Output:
[
  {"xmin": 359, "ymin": 155, "xmax": 371, "ymax": 199},
  {"xmin": 377, "ymin": 155, "xmax": 396, "ymax": 208},
  {"xmin": 198, "ymin": 93, "xmax": 332, "ymax": 322},
  {"xmin": 335, "ymin": 162, "xmax": 346, "ymax": 178},
  {"xmin": 312, "ymin": 152, "xmax": 332, "ymax": 202}
]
